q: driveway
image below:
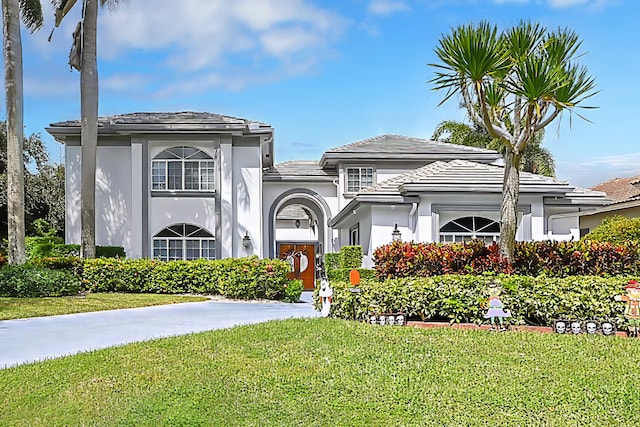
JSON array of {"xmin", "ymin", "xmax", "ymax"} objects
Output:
[{"xmin": 0, "ymin": 295, "xmax": 320, "ymax": 369}]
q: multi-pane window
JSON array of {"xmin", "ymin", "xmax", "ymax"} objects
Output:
[
  {"xmin": 151, "ymin": 146, "xmax": 215, "ymax": 191},
  {"xmin": 346, "ymin": 167, "xmax": 374, "ymax": 193},
  {"xmin": 439, "ymin": 216, "xmax": 500, "ymax": 245},
  {"xmin": 153, "ymin": 224, "xmax": 216, "ymax": 261}
]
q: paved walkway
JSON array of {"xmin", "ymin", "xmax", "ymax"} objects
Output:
[{"xmin": 0, "ymin": 294, "xmax": 319, "ymax": 369}]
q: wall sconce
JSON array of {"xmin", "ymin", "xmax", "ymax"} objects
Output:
[
  {"xmin": 391, "ymin": 223, "xmax": 402, "ymax": 242},
  {"xmin": 295, "ymin": 219, "xmax": 301, "ymax": 228},
  {"xmin": 242, "ymin": 230, "xmax": 251, "ymax": 248}
]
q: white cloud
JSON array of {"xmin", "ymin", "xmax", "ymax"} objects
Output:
[
  {"xmin": 368, "ymin": 0, "xmax": 410, "ymax": 15},
  {"xmin": 557, "ymin": 153, "xmax": 640, "ymax": 188}
]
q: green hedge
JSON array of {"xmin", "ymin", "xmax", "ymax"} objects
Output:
[
  {"xmin": 327, "ymin": 268, "xmax": 376, "ymax": 282},
  {"xmin": 317, "ymin": 275, "xmax": 630, "ymax": 327},
  {"xmin": 583, "ymin": 215, "xmax": 640, "ymax": 245},
  {"xmin": 0, "ymin": 265, "xmax": 81, "ymax": 297},
  {"xmin": 25, "ymin": 236, "xmax": 64, "ymax": 260},
  {"xmin": 340, "ymin": 246, "xmax": 363, "ymax": 269},
  {"xmin": 80, "ymin": 256, "xmax": 301, "ymax": 302},
  {"xmin": 24, "ymin": 238, "xmax": 126, "ymax": 260}
]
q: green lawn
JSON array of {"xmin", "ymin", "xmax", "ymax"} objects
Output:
[
  {"xmin": 0, "ymin": 293, "xmax": 209, "ymax": 320},
  {"xmin": 1, "ymin": 318, "xmax": 639, "ymax": 426}
]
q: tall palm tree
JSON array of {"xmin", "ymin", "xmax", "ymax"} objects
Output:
[
  {"xmin": 433, "ymin": 119, "xmax": 555, "ymax": 177},
  {"xmin": 51, "ymin": 0, "xmax": 119, "ymax": 258},
  {"xmin": 2, "ymin": 0, "xmax": 43, "ymax": 264},
  {"xmin": 430, "ymin": 21, "xmax": 597, "ymax": 262}
]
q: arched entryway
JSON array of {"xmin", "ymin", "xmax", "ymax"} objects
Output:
[{"xmin": 268, "ymin": 189, "xmax": 331, "ymax": 290}]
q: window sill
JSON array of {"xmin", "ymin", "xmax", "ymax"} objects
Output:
[{"xmin": 151, "ymin": 191, "xmax": 216, "ymax": 198}]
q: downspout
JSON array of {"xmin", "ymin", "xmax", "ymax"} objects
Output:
[{"xmin": 409, "ymin": 202, "xmax": 418, "ymax": 239}]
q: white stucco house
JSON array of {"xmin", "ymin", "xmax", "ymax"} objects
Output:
[{"xmin": 47, "ymin": 112, "xmax": 610, "ymax": 289}]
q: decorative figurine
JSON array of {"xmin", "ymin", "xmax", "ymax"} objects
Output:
[
  {"xmin": 570, "ymin": 320, "xmax": 583, "ymax": 335},
  {"xmin": 553, "ymin": 319, "xmax": 568, "ymax": 334},
  {"xmin": 585, "ymin": 320, "xmax": 599, "ymax": 335},
  {"xmin": 615, "ymin": 279, "xmax": 640, "ymax": 337},
  {"xmin": 319, "ymin": 277, "xmax": 333, "ymax": 318},
  {"xmin": 484, "ymin": 284, "xmax": 511, "ymax": 331},
  {"xmin": 601, "ymin": 321, "xmax": 616, "ymax": 336}
]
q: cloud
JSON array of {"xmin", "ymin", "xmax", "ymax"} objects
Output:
[
  {"xmin": 557, "ymin": 153, "xmax": 640, "ymax": 188},
  {"xmin": 368, "ymin": 0, "xmax": 410, "ymax": 15}
]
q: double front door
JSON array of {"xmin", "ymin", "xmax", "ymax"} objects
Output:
[{"xmin": 278, "ymin": 243, "xmax": 316, "ymax": 290}]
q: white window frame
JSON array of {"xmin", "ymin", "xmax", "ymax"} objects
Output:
[
  {"xmin": 152, "ymin": 224, "xmax": 216, "ymax": 261},
  {"xmin": 439, "ymin": 216, "xmax": 500, "ymax": 245},
  {"xmin": 345, "ymin": 166, "xmax": 375, "ymax": 193},
  {"xmin": 349, "ymin": 223, "xmax": 360, "ymax": 245},
  {"xmin": 151, "ymin": 146, "xmax": 215, "ymax": 192}
]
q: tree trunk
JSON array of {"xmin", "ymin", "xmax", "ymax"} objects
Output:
[
  {"xmin": 2, "ymin": 0, "xmax": 26, "ymax": 265},
  {"xmin": 80, "ymin": 0, "xmax": 98, "ymax": 259},
  {"xmin": 499, "ymin": 148, "xmax": 521, "ymax": 263}
]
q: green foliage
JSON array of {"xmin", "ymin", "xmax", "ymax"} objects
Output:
[
  {"xmin": 25, "ymin": 236, "xmax": 64, "ymax": 259},
  {"xmin": 323, "ymin": 275, "xmax": 630, "ymax": 326},
  {"xmin": 374, "ymin": 240, "xmax": 639, "ymax": 278},
  {"xmin": 0, "ymin": 265, "xmax": 81, "ymax": 297},
  {"xmin": 339, "ymin": 245, "xmax": 363, "ymax": 269},
  {"xmin": 95, "ymin": 246, "xmax": 126, "ymax": 258},
  {"xmin": 323, "ymin": 252, "xmax": 340, "ymax": 271},
  {"xmin": 27, "ymin": 256, "xmax": 84, "ymax": 278},
  {"xmin": 284, "ymin": 280, "xmax": 304, "ymax": 303},
  {"xmin": 327, "ymin": 268, "xmax": 376, "ymax": 282},
  {"xmin": 582, "ymin": 215, "xmax": 640, "ymax": 245},
  {"xmin": 81, "ymin": 256, "xmax": 299, "ymax": 302},
  {"xmin": 30, "ymin": 219, "xmax": 58, "ymax": 237}
]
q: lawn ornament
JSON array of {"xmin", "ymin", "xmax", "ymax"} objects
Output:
[
  {"xmin": 615, "ymin": 280, "xmax": 640, "ymax": 337},
  {"xmin": 585, "ymin": 320, "xmax": 598, "ymax": 335},
  {"xmin": 553, "ymin": 320, "xmax": 568, "ymax": 334},
  {"xmin": 484, "ymin": 284, "xmax": 511, "ymax": 331},
  {"xmin": 570, "ymin": 321, "xmax": 582, "ymax": 335},
  {"xmin": 319, "ymin": 278, "xmax": 333, "ymax": 318},
  {"xmin": 396, "ymin": 314, "xmax": 405, "ymax": 326},
  {"xmin": 601, "ymin": 321, "xmax": 616, "ymax": 336}
]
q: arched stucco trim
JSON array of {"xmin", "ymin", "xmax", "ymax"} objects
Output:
[{"xmin": 267, "ymin": 188, "xmax": 332, "ymax": 258}]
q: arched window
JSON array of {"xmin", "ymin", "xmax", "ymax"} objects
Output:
[
  {"xmin": 151, "ymin": 146, "xmax": 215, "ymax": 191},
  {"xmin": 153, "ymin": 224, "xmax": 215, "ymax": 261},
  {"xmin": 439, "ymin": 216, "xmax": 500, "ymax": 244}
]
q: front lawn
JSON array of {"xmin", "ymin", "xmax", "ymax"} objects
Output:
[
  {"xmin": 1, "ymin": 318, "xmax": 639, "ymax": 426},
  {"xmin": 0, "ymin": 293, "xmax": 209, "ymax": 320}
]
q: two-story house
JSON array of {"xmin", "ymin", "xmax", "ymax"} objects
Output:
[{"xmin": 47, "ymin": 112, "xmax": 609, "ymax": 290}]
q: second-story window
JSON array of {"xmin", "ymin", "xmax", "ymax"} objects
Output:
[
  {"xmin": 152, "ymin": 146, "xmax": 215, "ymax": 191},
  {"xmin": 346, "ymin": 167, "xmax": 374, "ymax": 193}
]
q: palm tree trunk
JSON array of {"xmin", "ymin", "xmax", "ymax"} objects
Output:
[
  {"xmin": 80, "ymin": 0, "xmax": 98, "ymax": 259},
  {"xmin": 500, "ymin": 148, "xmax": 520, "ymax": 263},
  {"xmin": 2, "ymin": 0, "xmax": 26, "ymax": 264}
]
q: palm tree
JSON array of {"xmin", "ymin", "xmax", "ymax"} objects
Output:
[
  {"xmin": 432, "ymin": 119, "xmax": 555, "ymax": 177},
  {"xmin": 51, "ymin": 0, "xmax": 119, "ymax": 258},
  {"xmin": 430, "ymin": 21, "xmax": 596, "ymax": 261},
  {"xmin": 2, "ymin": 0, "xmax": 43, "ymax": 264}
]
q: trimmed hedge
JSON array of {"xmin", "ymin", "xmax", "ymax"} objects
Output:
[
  {"xmin": 374, "ymin": 240, "xmax": 639, "ymax": 278},
  {"xmin": 340, "ymin": 246, "xmax": 363, "ymax": 270},
  {"xmin": 0, "ymin": 265, "xmax": 81, "ymax": 297},
  {"xmin": 80, "ymin": 256, "xmax": 301, "ymax": 302},
  {"xmin": 327, "ymin": 268, "xmax": 376, "ymax": 282},
  {"xmin": 317, "ymin": 275, "xmax": 631, "ymax": 327},
  {"xmin": 24, "ymin": 238, "xmax": 126, "ymax": 260},
  {"xmin": 583, "ymin": 215, "xmax": 640, "ymax": 245}
]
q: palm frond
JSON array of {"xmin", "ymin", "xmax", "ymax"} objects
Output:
[{"xmin": 18, "ymin": 0, "xmax": 43, "ymax": 32}]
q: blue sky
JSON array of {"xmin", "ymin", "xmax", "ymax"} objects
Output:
[{"xmin": 8, "ymin": 0, "xmax": 639, "ymax": 188}]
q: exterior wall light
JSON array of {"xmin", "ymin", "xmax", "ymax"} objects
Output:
[
  {"xmin": 392, "ymin": 223, "xmax": 402, "ymax": 242},
  {"xmin": 242, "ymin": 230, "xmax": 251, "ymax": 248}
]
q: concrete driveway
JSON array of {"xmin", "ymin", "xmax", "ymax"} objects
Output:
[{"xmin": 0, "ymin": 295, "xmax": 320, "ymax": 369}]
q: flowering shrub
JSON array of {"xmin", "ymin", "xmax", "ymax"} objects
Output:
[
  {"xmin": 321, "ymin": 275, "xmax": 630, "ymax": 326},
  {"xmin": 374, "ymin": 240, "xmax": 639, "ymax": 278}
]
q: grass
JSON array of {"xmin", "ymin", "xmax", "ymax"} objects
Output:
[
  {"xmin": 1, "ymin": 318, "xmax": 639, "ymax": 426},
  {"xmin": 0, "ymin": 293, "xmax": 209, "ymax": 320}
]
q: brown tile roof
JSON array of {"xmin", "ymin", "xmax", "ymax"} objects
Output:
[{"xmin": 590, "ymin": 175, "xmax": 640, "ymax": 202}]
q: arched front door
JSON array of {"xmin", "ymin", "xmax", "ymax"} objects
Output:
[{"xmin": 278, "ymin": 242, "xmax": 316, "ymax": 290}]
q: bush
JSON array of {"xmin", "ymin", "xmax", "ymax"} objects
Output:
[
  {"xmin": 81, "ymin": 256, "xmax": 296, "ymax": 301},
  {"xmin": 582, "ymin": 215, "xmax": 640, "ymax": 245},
  {"xmin": 25, "ymin": 236, "xmax": 64, "ymax": 260},
  {"xmin": 323, "ymin": 253, "xmax": 340, "ymax": 271},
  {"xmin": 284, "ymin": 279, "xmax": 304, "ymax": 303},
  {"xmin": 321, "ymin": 275, "xmax": 630, "ymax": 327},
  {"xmin": 0, "ymin": 265, "xmax": 81, "ymax": 297},
  {"xmin": 327, "ymin": 268, "xmax": 376, "ymax": 283},
  {"xmin": 27, "ymin": 256, "xmax": 84, "ymax": 279},
  {"xmin": 48, "ymin": 244, "xmax": 126, "ymax": 258},
  {"xmin": 374, "ymin": 240, "xmax": 639, "ymax": 278},
  {"xmin": 340, "ymin": 245, "xmax": 363, "ymax": 269}
]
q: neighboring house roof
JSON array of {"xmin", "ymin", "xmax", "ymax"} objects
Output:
[
  {"xmin": 590, "ymin": 175, "xmax": 640, "ymax": 202},
  {"xmin": 263, "ymin": 161, "xmax": 337, "ymax": 182},
  {"xmin": 330, "ymin": 159, "xmax": 609, "ymax": 226},
  {"xmin": 319, "ymin": 134, "xmax": 501, "ymax": 167},
  {"xmin": 49, "ymin": 111, "xmax": 269, "ymax": 127}
]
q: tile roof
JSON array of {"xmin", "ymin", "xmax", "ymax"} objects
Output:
[
  {"xmin": 49, "ymin": 111, "xmax": 268, "ymax": 127},
  {"xmin": 358, "ymin": 159, "xmax": 604, "ymax": 196},
  {"xmin": 325, "ymin": 134, "xmax": 499, "ymax": 155},
  {"xmin": 590, "ymin": 175, "xmax": 640, "ymax": 202},
  {"xmin": 263, "ymin": 161, "xmax": 336, "ymax": 180}
]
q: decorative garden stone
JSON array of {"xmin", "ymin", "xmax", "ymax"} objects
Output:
[{"xmin": 615, "ymin": 280, "xmax": 640, "ymax": 337}]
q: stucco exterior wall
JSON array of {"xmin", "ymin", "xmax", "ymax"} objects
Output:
[{"xmin": 579, "ymin": 206, "xmax": 640, "ymax": 232}]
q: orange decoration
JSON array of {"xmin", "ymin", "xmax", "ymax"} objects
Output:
[{"xmin": 349, "ymin": 269, "xmax": 360, "ymax": 286}]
